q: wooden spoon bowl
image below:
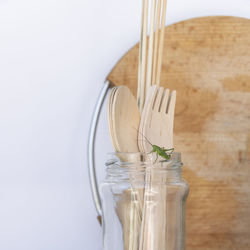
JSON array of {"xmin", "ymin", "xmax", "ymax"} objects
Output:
[{"xmin": 108, "ymin": 85, "xmax": 140, "ymax": 153}]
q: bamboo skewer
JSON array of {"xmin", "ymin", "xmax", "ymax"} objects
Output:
[
  {"xmin": 137, "ymin": 0, "xmax": 149, "ymax": 113},
  {"xmin": 155, "ymin": 0, "xmax": 167, "ymax": 86},
  {"xmin": 137, "ymin": 20, "xmax": 142, "ymax": 110},
  {"xmin": 145, "ymin": 0, "xmax": 157, "ymax": 94},
  {"xmin": 152, "ymin": 0, "xmax": 162, "ymax": 84},
  {"xmin": 137, "ymin": 0, "xmax": 144, "ymax": 111}
]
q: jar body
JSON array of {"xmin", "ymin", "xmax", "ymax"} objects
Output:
[{"xmin": 100, "ymin": 153, "xmax": 189, "ymax": 250}]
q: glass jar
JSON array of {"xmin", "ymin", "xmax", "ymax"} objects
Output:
[{"xmin": 100, "ymin": 152, "xmax": 189, "ymax": 250}]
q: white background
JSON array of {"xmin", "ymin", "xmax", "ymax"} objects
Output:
[{"xmin": 0, "ymin": 0, "xmax": 249, "ymax": 249}]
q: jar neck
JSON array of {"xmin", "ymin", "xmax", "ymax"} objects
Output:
[{"xmin": 105, "ymin": 152, "xmax": 183, "ymax": 182}]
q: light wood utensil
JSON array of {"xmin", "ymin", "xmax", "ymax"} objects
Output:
[
  {"xmin": 152, "ymin": 0, "xmax": 162, "ymax": 84},
  {"xmin": 108, "ymin": 85, "xmax": 140, "ymax": 153},
  {"xmin": 142, "ymin": 86, "xmax": 176, "ymax": 152},
  {"xmin": 138, "ymin": 85, "xmax": 177, "ymax": 250},
  {"xmin": 108, "ymin": 85, "xmax": 143, "ymax": 250},
  {"xmin": 109, "ymin": 87, "xmax": 143, "ymax": 209},
  {"xmin": 107, "ymin": 87, "xmax": 119, "ymax": 150},
  {"xmin": 145, "ymin": 0, "xmax": 157, "ymax": 94},
  {"xmin": 137, "ymin": 0, "xmax": 149, "ymax": 112},
  {"xmin": 108, "ymin": 84, "xmax": 143, "ymax": 219},
  {"xmin": 155, "ymin": 0, "xmax": 167, "ymax": 86}
]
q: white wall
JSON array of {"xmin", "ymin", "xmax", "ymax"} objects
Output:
[{"xmin": 0, "ymin": 0, "xmax": 249, "ymax": 249}]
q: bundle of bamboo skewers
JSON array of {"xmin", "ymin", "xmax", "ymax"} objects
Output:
[{"xmin": 137, "ymin": 0, "xmax": 168, "ymax": 111}]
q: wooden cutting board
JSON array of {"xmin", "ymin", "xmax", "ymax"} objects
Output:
[{"xmin": 107, "ymin": 16, "xmax": 250, "ymax": 250}]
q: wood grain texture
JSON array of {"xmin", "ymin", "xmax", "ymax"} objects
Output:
[{"xmin": 107, "ymin": 16, "xmax": 250, "ymax": 250}]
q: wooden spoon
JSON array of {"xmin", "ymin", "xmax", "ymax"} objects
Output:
[
  {"xmin": 107, "ymin": 87, "xmax": 118, "ymax": 150},
  {"xmin": 111, "ymin": 85, "xmax": 140, "ymax": 153},
  {"xmin": 108, "ymin": 85, "xmax": 142, "ymax": 249}
]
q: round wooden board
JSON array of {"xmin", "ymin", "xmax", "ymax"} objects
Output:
[{"xmin": 107, "ymin": 16, "xmax": 250, "ymax": 250}]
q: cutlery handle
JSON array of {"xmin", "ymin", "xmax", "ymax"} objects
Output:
[{"xmin": 87, "ymin": 80, "xmax": 110, "ymax": 218}]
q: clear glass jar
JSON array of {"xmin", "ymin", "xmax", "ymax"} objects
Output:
[{"xmin": 100, "ymin": 152, "xmax": 189, "ymax": 250}]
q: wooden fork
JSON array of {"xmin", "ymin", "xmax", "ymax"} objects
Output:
[
  {"xmin": 138, "ymin": 85, "xmax": 176, "ymax": 250},
  {"xmin": 140, "ymin": 85, "xmax": 176, "ymax": 153}
]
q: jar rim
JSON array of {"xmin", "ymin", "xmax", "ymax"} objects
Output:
[{"xmin": 106, "ymin": 152, "xmax": 182, "ymax": 170}]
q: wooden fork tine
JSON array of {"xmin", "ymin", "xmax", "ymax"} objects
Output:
[
  {"xmin": 160, "ymin": 88, "xmax": 170, "ymax": 113},
  {"xmin": 153, "ymin": 87, "xmax": 164, "ymax": 111},
  {"xmin": 167, "ymin": 90, "xmax": 176, "ymax": 117}
]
